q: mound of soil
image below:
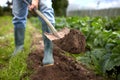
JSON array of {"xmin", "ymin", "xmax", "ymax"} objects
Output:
[
  {"xmin": 27, "ymin": 47, "xmax": 103, "ymax": 80},
  {"xmin": 25, "ymin": 30, "xmax": 103, "ymax": 80},
  {"xmin": 53, "ymin": 29, "xmax": 86, "ymax": 54}
]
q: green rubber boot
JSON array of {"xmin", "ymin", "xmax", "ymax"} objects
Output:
[
  {"xmin": 12, "ymin": 27, "xmax": 25, "ymax": 56},
  {"xmin": 42, "ymin": 23, "xmax": 54, "ymax": 66}
]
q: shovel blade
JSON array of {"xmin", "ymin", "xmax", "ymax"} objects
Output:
[{"xmin": 44, "ymin": 28, "xmax": 70, "ymax": 41}]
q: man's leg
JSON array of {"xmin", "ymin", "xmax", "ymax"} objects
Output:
[
  {"xmin": 39, "ymin": 0, "xmax": 55, "ymax": 65},
  {"xmin": 12, "ymin": 0, "xmax": 28, "ymax": 56}
]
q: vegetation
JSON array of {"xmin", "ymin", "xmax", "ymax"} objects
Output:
[
  {"xmin": 0, "ymin": 6, "xmax": 12, "ymax": 16},
  {"xmin": 54, "ymin": 16, "xmax": 120, "ymax": 80},
  {"xmin": 0, "ymin": 6, "xmax": 3, "ymax": 16},
  {"xmin": 0, "ymin": 15, "xmax": 120, "ymax": 80},
  {"xmin": 0, "ymin": 16, "xmax": 33, "ymax": 80},
  {"xmin": 52, "ymin": 0, "xmax": 68, "ymax": 16}
]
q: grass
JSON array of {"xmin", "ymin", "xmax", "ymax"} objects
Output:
[
  {"xmin": 0, "ymin": 16, "xmax": 36, "ymax": 80},
  {"xmin": 29, "ymin": 17, "xmax": 42, "ymax": 33},
  {"xmin": 0, "ymin": 16, "xmax": 13, "ymax": 36},
  {"xmin": 0, "ymin": 16, "xmax": 14, "ymax": 64}
]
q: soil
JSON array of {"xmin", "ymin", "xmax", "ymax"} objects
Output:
[
  {"xmin": 53, "ymin": 29, "xmax": 86, "ymax": 54},
  {"xmin": 26, "ymin": 29, "xmax": 103, "ymax": 80}
]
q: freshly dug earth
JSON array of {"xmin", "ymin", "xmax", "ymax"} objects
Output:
[
  {"xmin": 53, "ymin": 29, "xmax": 86, "ymax": 54},
  {"xmin": 26, "ymin": 30, "xmax": 103, "ymax": 80}
]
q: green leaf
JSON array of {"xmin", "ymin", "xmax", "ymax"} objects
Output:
[{"xmin": 112, "ymin": 45, "xmax": 120, "ymax": 53}]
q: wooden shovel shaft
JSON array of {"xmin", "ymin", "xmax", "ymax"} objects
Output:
[
  {"xmin": 23, "ymin": 0, "xmax": 60, "ymax": 38},
  {"xmin": 34, "ymin": 9, "xmax": 60, "ymax": 38}
]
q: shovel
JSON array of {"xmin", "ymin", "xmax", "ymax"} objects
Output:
[{"xmin": 23, "ymin": 0, "xmax": 70, "ymax": 41}]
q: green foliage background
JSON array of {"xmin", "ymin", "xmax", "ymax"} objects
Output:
[
  {"xmin": 0, "ymin": 6, "xmax": 4, "ymax": 16},
  {"xmin": 52, "ymin": 0, "xmax": 68, "ymax": 16},
  {"xmin": 0, "ymin": 6, "xmax": 12, "ymax": 16}
]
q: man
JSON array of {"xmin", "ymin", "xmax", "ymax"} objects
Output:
[{"xmin": 12, "ymin": 0, "xmax": 55, "ymax": 66}]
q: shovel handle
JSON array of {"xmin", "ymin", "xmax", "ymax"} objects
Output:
[
  {"xmin": 23, "ymin": 0, "xmax": 60, "ymax": 38},
  {"xmin": 34, "ymin": 10, "xmax": 59, "ymax": 37}
]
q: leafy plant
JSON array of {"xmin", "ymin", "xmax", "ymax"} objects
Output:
[{"xmin": 55, "ymin": 16, "xmax": 120, "ymax": 80}]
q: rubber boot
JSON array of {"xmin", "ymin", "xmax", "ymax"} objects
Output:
[
  {"xmin": 42, "ymin": 23, "xmax": 54, "ymax": 66},
  {"xmin": 12, "ymin": 27, "xmax": 25, "ymax": 56}
]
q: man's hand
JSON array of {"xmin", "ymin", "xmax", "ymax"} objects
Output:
[{"xmin": 29, "ymin": 0, "xmax": 39, "ymax": 11}]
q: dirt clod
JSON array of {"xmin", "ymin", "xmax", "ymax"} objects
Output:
[{"xmin": 53, "ymin": 29, "xmax": 86, "ymax": 54}]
